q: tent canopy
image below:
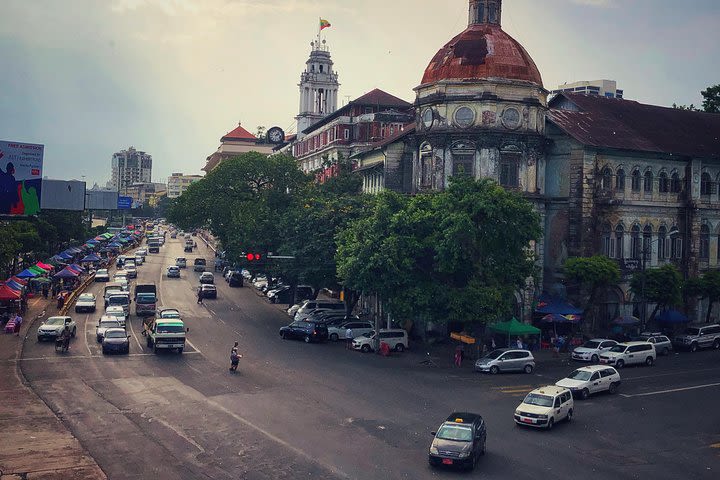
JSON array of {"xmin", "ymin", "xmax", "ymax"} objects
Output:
[
  {"xmin": 0, "ymin": 284, "xmax": 21, "ymax": 300},
  {"xmin": 11, "ymin": 276, "xmax": 27, "ymax": 285},
  {"xmin": 541, "ymin": 313, "xmax": 581, "ymax": 324},
  {"xmin": 80, "ymin": 253, "xmax": 101, "ymax": 262},
  {"xmin": 58, "ymin": 252, "xmax": 73, "ymax": 260},
  {"xmin": 5, "ymin": 280, "xmax": 24, "ymax": 291},
  {"xmin": 70, "ymin": 263, "xmax": 85, "ymax": 272},
  {"xmin": 36, "ymin": 262, "xmax": 54, "ymax": 270},
  {"xmin": 657, "ymin": 309, "xmax": 689, "ymax": 324},
  {"xmin": 535, "ymin": 292, "xmax": 583, "ymax": 315},
  {"xmin": 16, "ymin": 269, "xmax": 38, "ymax": 279},
  {"xmin": 54, "ymin": 268, "xmax": 78, "ymax": 278},
  {"xmin": 488, "ymin": 318, "xmax": 541, "ymax": 336},
  {"xmin": 28, "ymin": 266, "xmax": 46, "ymax": 274}
]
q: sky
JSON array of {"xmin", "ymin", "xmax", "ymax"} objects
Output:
[{"xmin": 1, "ymin": 0, "xmax": 719, "ymax": 187}]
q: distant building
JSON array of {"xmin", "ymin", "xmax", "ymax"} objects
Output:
[
  {"xmin": 551, "ymin": 79, "xmax": 624, "ymax": 99},
  {"xmin": 125, "ymin": 182, "xmax": 166, "ymax": 206},
  {"xmin": 167, "ymin": 173, "xmax": 203, "ymax": 198},
  {"xmin": 203, "ymin": 123, "xmax": 275, "ymax": 173},
  {"xmin": 295, "ymin": 39, "xmax": 340, "ymax": 139},
  {"xmin": 111, "ymin": 147, "xmax": 152, "ymax": 193}
]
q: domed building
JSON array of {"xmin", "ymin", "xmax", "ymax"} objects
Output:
[{"xmin": 413, "ymin": 0, "xmax": 547, "ymax": 194}]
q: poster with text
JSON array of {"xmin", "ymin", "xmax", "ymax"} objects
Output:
[{"xmin": 0, "ymin": 140, "xmax": 44, "ymax": 215}]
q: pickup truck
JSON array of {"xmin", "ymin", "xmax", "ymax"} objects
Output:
[{"xmin": 146, "ymin": 318, "xmax": 188, "ymax": 354}]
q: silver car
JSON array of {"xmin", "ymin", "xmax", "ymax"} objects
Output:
[
  {"xmin": 637, "ymin": 333, "xmax": 672, "ymax": 356},
  {"xmin": 474, "ymin": 348, "xmax": 535, "ymax": 374}
]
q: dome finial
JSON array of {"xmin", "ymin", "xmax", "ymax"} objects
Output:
[{"xmin": 469, "ymin": 0, "xmax": 502, "ymax": 27}]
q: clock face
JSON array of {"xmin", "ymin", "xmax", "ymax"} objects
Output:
[
  {"xmin": 422, "ymin": 108, "xmax": 434, "ymax": 129},
  {"xmin": 266, "ymin": 127, "xmax": 285, "ymax": 144}
]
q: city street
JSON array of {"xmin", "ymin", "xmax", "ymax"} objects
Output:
[{"xmin": 19, "ymin": 237, "xmax": 720, "ymax": 480}]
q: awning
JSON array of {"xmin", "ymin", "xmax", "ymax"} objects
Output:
[
  {"xmin": 35, "ymin": 262, "xmax": 54, "ymax": 270},
  {"xmin": 535, "ymin": 292, "xmax": 583, "ymax": 315},
  {"xmin": 54, "ymin": 268, "xmax": 79, "ymax": 278},
  {"xmin": 28, "ymin": 266, "xmax": 46, "ymax": 275},
  {"xmin": 488, "ymin": 318, "xmax": 541, "ymax": 336},
  {"xmin": 0, "ymin": 284, "xmax": 21, "ymax": 300},
  {"xmin": 540, "ymin": 313, "xmax": 581, "ymax": 324},
  {"xmin": 80, "ymin": 254, "xmax": 101, "ymax": 262},
  {"xmin": 5, "ymin": 280, "xmax": 24, "ymax": 291},
  {"xmin": 656, "ymin": 309, "xmax": 689, "ymax": 324},
  {"xmin": 612, "ymin": 315, "xmax": 640, "ymax": 326},
  {"xmin": 10, "ymin": 276, "xmax": 27, "ymax": 286},
  {"xmin": 70, "ymin": 264, "xmax": 85, "ymax": 272}
]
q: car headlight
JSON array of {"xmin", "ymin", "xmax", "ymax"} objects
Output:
[
  {"xmin": 458, "ymin": 451, "xmax": 470, "ymax": 458},
  {"xmin": 429, "ymin": 446, "xmax": 438, "ymax": 455},
  {"xmin": 538, "ymin": 415, "xmax": 548, "ymax": 419}
]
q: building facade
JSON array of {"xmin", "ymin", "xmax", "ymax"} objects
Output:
[
  {"xmin": 111, "ymin": 147, "xmax": 152, "ymax": 193},
  {"xmin": 296, "ymin": 39, "xmax": 340, "ymax": 139},
  {"xmin": 203, "ymin": 123, "xmax": 275, "ymax": 172},
  {"xmin": 125, "ymin": 182, "xmax": 166, "ymax": 207},
  {"xmin": 167, "ymin": 173, "xmax": 203, "ymax": 198},
  {"xmin": 551, "ymin": 79, "xmax": 624, "ymax": 99}
]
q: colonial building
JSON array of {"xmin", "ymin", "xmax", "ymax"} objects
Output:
[
  {"xmin": 203, "ymin": 123, "xmax": 274, "ymax": 173},
  {"xmin": 295, "ymin": 39, "xmax": 340, "ymax": 139}
]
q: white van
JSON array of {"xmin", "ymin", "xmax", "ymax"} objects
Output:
[
  {"xmin": 352, "ymin": 328, "xmax": 409, "ymax": 353},
  {"xmin": 599, "ymin": 341, "xmax": 656, "ymax": 368},
  {"xmin": 514, "ymin": 386, "xmax": 574, "ymax": 429}
]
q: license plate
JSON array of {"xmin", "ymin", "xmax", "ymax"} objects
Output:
[
  {"xmin": 442, "ymin": 458, "xmax": 453, "ymax": 465},
  {"xmin": 522, "ymin": 418, "xmax": 534, "ymax": 424}
]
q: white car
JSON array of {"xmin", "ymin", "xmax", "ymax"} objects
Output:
[
  {"xmin": 514, "ymin": 386, "xmax": 573, "ymax": 429},
  {"xmin": 555, "ymin": 365, "xmax": 621, "ymax": 399},
  {"xmin": 96, "ymin": 316, "xmax": 124, "ymax": 342},
  {"xmin": 158, "ymin": 308, "xmax": 181, "ymax": 320},
  {"xmin": 124, "ymin": 264, "xmax": 138, "ymax": 278},
  {"xmin": 104, "ymin": 306, "xmax": 127, "ymax": 326},
  {"xmin": 95, "ymin": 269, "xmax": 110, "ymax": 282},
  {"xmin": 176, "ymin": 257, "xmax": 187, "ymax": 268},
  {"xmin": 571, "ymin": 339, "xmax": 618, "ymax": 362},
  {"xmin": 328, "ymin": 321, "xmax": 373, "ymax": 342},
  {"xmin": 600, "ymin": 341, "xmax": 656, "ymax": 368},
  {"xmin": 74, "ymin": 293, "xmax": 97, "ymax": 313},
  {"xmin": 134, "ymin": 255, "xmax": 144, "ymax": 265},
  {"xmin": 37, "ymin": 316, "xmax": 77, "ymax": 341},
  {"xmin": 287, "ymin": 302, "xmax": 306, "ymax": 317},
  {"xmin": 167, "ymin": 266, "xmax": 180, "ymax": 278},
  {"xmin": 136, "ymin": 249, "xmax": 147, "ymax": 257}
]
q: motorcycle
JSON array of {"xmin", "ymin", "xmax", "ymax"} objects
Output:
[{"xmin": 55, "ymin": 336, "xmax": 70, "ymax": 353}]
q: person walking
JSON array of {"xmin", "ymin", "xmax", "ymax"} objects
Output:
[
  {"xmin": 345, "ymin": 326, "xmax": 353, "ymax": 349},
  {"xmin": 13, "ymin": 312, "xmax": 22, "ymax": 336},
  {"xmin": 197, "ymin": 288, "xmax": 203, "ymax": 305},
  {"xmin": 454, "ymin": 345, "xmax": 463, "ymax": 367}
]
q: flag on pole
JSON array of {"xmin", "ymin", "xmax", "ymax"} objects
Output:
[{"xmin": 320, "ymin": 18, "xmax": 331, "ymax": 30}]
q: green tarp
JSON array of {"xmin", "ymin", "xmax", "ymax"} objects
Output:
[
  {"xmin": 28, "ymin": 266, "xmax": 46, "ymax": 274},
  {"xmin": 488, "ymin": 318, "xmax": 540, "ymax": 336}
]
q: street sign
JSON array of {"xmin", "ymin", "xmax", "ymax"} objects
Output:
[{"xmin": 117, "ymin": 196, "xmax": 133, "ymax": 209}]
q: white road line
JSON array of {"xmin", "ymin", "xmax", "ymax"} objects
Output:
[
  {"xmin": 622, "ymin": 367, "xmax": 720, "ymax": 382},
  {"xmin": 126, "ymin": 316, "xmax": 144, "ymax": 350},
  {"xmin": 83, "ymin": 312, "xmax": 93, "ymax": 355},
  {"xmin": 185, "ymin": 339, "xmax": 202, "ymax": 354},
  {"xmin": 620, "ymin": 382, "xmax": 720, "ymax": 398}
]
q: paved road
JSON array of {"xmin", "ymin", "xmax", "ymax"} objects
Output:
[{"xmin": 20, "ymin": 237, "xmax": 720, "ymax": 479}]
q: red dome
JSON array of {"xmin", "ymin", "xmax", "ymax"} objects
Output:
[{"xmin": 421, "ymin": 24, "xmax": 542, "ymax": 86}]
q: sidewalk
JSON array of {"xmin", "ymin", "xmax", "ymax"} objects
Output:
[{"xmin": 0, "ymin": 296, "xmax": 106, "ymax": 479}]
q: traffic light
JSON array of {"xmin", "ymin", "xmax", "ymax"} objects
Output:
[{"xmin": 245, "ymin": 253, "xmax": 262, "ymax": 262}]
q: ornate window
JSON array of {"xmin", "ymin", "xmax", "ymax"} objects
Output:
[
  {"xmin": 670, "ymin": 172, "xmax": 682, "ymax": 193},
  {"xmin": 499, "ymin": 148, "xmax": 521, "ymax": 188},
  {"xmin": 600, "ymin": 167, "xmax": 612, "ymax": 190},
  {"xmin": 452, "ymin": 153, "xmax": 474, "ymax": 176},
  {"xmin": 477, "ymin": 2, "xmax": 485, "ymax": 23},
  {"xmin": 631, "ymin": 224, "xmax": 641, "ymax": 259},
  {"xmin": 454, "ymin": 107, "xmax": 475, "ymax": 128},
  {"xmin": 658, "ymin": 171, "xmax": 669, "ymax": 193},
  {"xmin": 616, "ymin": 168, "xmax": 625, "ymax": 190},
  {"xmin": 700, "ymin": 224, "xmax": 710, "ymax": 260},
  {"xmin": 657, "ymin": 226, "xmax": 668, "ymax": 260},
  {"xmin": 701, "ymin": 172, "xmax": 712, "ymax": 196},
  {"xmin": 671, "ymin": 227, "xmax": 683, "ymax": 259},
  {"xmin": 643, "ymin": 225, "xmax": 653, "ymax": 261},
  {"xmin": 615, "ymin": 225, "xmax": 625, "ymax": 259},
  {"xmin": 602, "ymin": 223, "xmax": 614, "ymax": 258},
  {"xmin": 488, "ymin": 2, "xmax": 498, "ymax": 24},
  {"xmin": 643, "ymin": 170, "xmax": 653, "ymax": 193},
  {"xmin": 419, "ymin": 143, "xmax": 433, "ymax": 188},
  {"xmin": 631, "ymin": 169, "xmax": 641, "ymax": 191}
]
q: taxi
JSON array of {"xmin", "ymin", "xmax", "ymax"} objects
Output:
[
  {"xmin": 428, "ymin": 412, "xmax": 486, "ymax": 470},
  {"xmin": 514, "ymin": 385, "xmax": 573, "ymax": 429}
]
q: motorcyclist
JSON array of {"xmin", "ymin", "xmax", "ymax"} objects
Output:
[
  {"xmin": 58, "ymin": 325, "xmax": 71, "ymax": 351},
  {"xmin": 229, "ymin": 346, "xmax": 241, "ymax": 372}
]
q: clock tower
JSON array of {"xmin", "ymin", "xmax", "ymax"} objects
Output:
[{"xmin": 295, "ymin": 39, "xmax": 340, "ymax": 139}]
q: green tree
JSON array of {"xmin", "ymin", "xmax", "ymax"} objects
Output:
[
  {"xmin": 701, "ymin": 84, "xmax": 720, "ymax": 113},
  {"xmin": 700, "ymin": 270, "xmax": 720, "ymax": 323},
  {"xmin": 564, "ymin": 255, "xmax": 621, "ymax": 329},
  {"xmin": 630, "ymin": 264, "xmax": 683, "ymax": 324},
  {"xmin": 672, "ymin": 103, "xmax": 698, "ymax": 111}
]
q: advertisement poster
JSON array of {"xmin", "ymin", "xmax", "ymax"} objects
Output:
[{"xmin": 0, "ymin": 140, "xmax": 44, "ymax": 215}]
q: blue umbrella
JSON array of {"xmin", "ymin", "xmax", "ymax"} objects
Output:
[{"xmin": 656, "ymin": 309, "xmax": 689, "ymax": 324}]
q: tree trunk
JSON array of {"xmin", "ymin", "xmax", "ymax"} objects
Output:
[
  {"xmin": 706, "ymin": 300, "xmax": 714, "ymax": 324},
  {"xmin": 585, "ymin": 287, "xmax": 598, "ymax": 332},
  {"xmin": 648, "ymin": 303, "xmax": 661, "ymax": 325}
]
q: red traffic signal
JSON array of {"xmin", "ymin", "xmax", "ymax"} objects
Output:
[{"xmin": 246, "ymin": 253, "xmax": 262, "ymax": 261}]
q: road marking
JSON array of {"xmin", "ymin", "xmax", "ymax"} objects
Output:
[
  {"xmin": 619, "ymin": 382, "xmax": 720, "ymax": 398},
  {"xmin": 493, "ymin": 385, "xmax": 534, "ymax": 390},
  {"xmin": 185, "ymin": 339, "xmax": 202, "ymax": 354},
  {"xmin": 126, "ymin": 315, "xmax": 144, "ymax": 350},
  {"xmin": 623, "ymin": 367, "xmax": 720, "ymax": 382},
  {"xmin": 499, "ymin": 388, "xmax": 533, "ymax": 394},
  {"xmin": 13, "ymin": 351, "xmax": 202, "ymax": 362}
]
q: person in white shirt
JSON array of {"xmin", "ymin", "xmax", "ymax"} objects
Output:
[
  {"xmin": 345, "ymin": 327, "xmax": 353, "ymax": 349},
  {"xmin": 516, "ymin": 337, "xmax": 523, "ymax": 349}
]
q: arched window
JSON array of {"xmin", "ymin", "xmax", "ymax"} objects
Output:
[
  {"xmin": 601, "ymin": 167, "xmax": 612, "ymax": 190},
  {"xmin": 700, "ymin": 224, "xmax": 710, "ymax": 260},
  {"xmin": 631, "ymin": 224, "xmax": 641, "ymax": 259},
  {"xmin": 671, "ymin": 227, "xmax": 683, "ymax": 259},
  {"xmin": 658, "ymin": 171, "xmax": 669, "ymax": 193},
  {"xmin": 615, "ymin": 225, "xmax": 625, "ymax": 259},
  {"xmin": 658, "ymin": 226, "xmax": 667, "ymax": 260},
  {"xmin": 644, "ymin": 170, "xmax": 653, "ymax": 193},
  {"xmin": 701, "ymin": 172, "xmax": 712, "ymax": 196},
  {"xmin": 670, "ymin": 172, "xmax": 682, "ymax": 193},
  {"xmin": 499, "ymin": 147, "xmax": 520, "ymax": 188},
  {"xmin": 616, "ymin": 168, "xmax": 625, "ymax": 190},
  {"xmin": 602, "ymin": 223, "xmax": 613, "ymax": 257},
  {"xmin": 419, "ymin": 143, "xmax": 433, "ymax": 188},
  {"xmin": 643, "ymin": 225, "xmax": 653, "ymax": 261},
  {"xmin": 631, "ymin": 170, "xmax": 641, "ymax": 191}
]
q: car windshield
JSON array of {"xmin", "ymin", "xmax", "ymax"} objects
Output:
[
  {"xmin": 683, "ymin": 328, "xmax": 700, "ymax": 335},
  {"xmin": 108, "ymin": 296, "xmax": 128, "ymax": 305},
  {"xmin": 105, "ymin": 330, "xmax": 126, "ymax": 339},
  {"xmin": 78, "ymin": 294, "xmax": 94, "ymax": 302},
  {"xmin": 609, "ymin": 345, "xmax": 627, "ymax": 353},
  {"xmin": 161, "ymin": 311, "xmax": 180, "ymax": 318},
  {"xmin": 156, "ymin": 324, "xmax": 184, "ymax": 334},
  {"xmin": 567, "ymin": 370, "xmax": 593, "ymax": 381},
  {"xmin": 137, "ymin": 295, "xmax": 155, "ymax": 304},
  {"xmin": 484, "ymin": 349, "xmax": 505, "ymax": 360},
  {"xmin": 582, "ymin": 341, "xmax": 600, "ymax": 349},
  {"xmin": 523, "ymin": 393, "xmax": 554, "ymax": 407},
  {"xmin": 99, "ymin": 320, "xmax": 121, "ymax": 328},
  {"xmin": 97, "ymin": 270, "xmax": 108, "ymax": 275},
  {"xmin": 435, "ymin": 424, "xmax": 472, "ymax": 442},
  {"xmin": 195, "ymin": 259, "xmax": 206, "ymax": 265},
  {"xmin": 46, "ymin": 317, "xmax": 66, "ymax": 325}
]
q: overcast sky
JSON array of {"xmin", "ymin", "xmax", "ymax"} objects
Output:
[{"xmin": 1, "ymin": 0, "xmax": 718, "ymax": 186}]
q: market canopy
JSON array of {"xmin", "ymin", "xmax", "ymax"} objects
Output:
[
  {"xmin": 612, "ymin": 315, "xmax": 640, "ymax": 326},
  {"xmin": 540, "ymin": 313, "xmax": 581, "ymax": 324},
  {"xmin": 28, "ymin": 266, "xmax": 46, "ymax": 275},
  {"xmin": 54, "ymin": 268, "xmax": 79, "ymax": 278},
  {"xmin": 488, "ymin": 318, "xmax": 541, "ymax": 336},
  {"xmin": 57, "ymin": 252, "xmax": 73, "ymax": 260},
  {"xmin": 535, "ymin": 293, "xmax": 583, "ymax": 315},
  {"xmin": 0, "ymin": 284, "xmax": 21, "ymax": 300},
  {"xmin": 16, "ymin": 269, "xmax": 37, "ymax": 279},
  {"xmin": 5, "ymin": 280, "xmax": 24, "ymax": 291},
  {"xmin": 36, "ymin": 262, "xmax": 54, "ymax": 270},
  {"xmin": 80, "ymin": 253, "xmax": 101, "ymax": 262},
  {"xmin": 656, "ymin": 309, "xmax": 689, "ymax": 324},
  {"xmin": 10, "ymin": 276, "xmax": 27, "ymax": 285},
  {"xmin": 70, "ymin": 264, "xmax": 85, "ymax": 272}
]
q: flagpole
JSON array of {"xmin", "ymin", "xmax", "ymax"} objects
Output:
[{"xmin": 318, "ymin": 17, "xmax": 321, "ymax": 46}]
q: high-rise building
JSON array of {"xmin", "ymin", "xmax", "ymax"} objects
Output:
[
  {"xmin": 167, "ymin": 173, "xmax": 203, "ymax": 198},
  {"xmin": 551, "ymin": 79, "xmax": 624, "ymax": 99},
  {"xmin": 295, "ymin": 38, "xmax": 340, "ymax": 139},
  {"xmin": 110, "ymin": 146, "xmax": 152, "ymax": 193}
]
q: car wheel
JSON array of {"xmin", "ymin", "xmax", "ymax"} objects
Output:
[
  {"xmin": 591, "ymin": 354, "xmax": 599, "ymax": 363},
  {"xmin": 361, "ymin": 344, "xmax": 371, "ymax": 353},
  {"xmin": 523, "ymin": 364, "xmax": 534, "ymax": 374},
  {"xmin": 153, "ymin": 344, "xmax": 158, "ymax": 354},
  {"xmin": 580, "ymin": 388, "xmax": 590, "ymax": 400},
  {"xmin": 645, "ymin": 356, "xmax": 654, "ymax": 366},
  {"xmin": 567, "ymin": 409, "xmax": 573, "ymax": 422},
  {"xmin": 616, "ymin": 359, "xmax": 625, "ymax": 368},
  {"xmin": 490, "ymin": 366, "xmax": 500, "ymax": 375},
  {"xmin": 713, "ymin": 340, "xmax": 720, "ymax": 350},
  {"xmin": 480, "ymin": 439, "xmax": 486, "ymax": 455},
  {"xmin": 608, "ymin": 382, "xmax": 618, "ymax": 394},
  {"xmin": 547, "ymin": 418, "xmax": 554, "ymax": 430},
  {"xmin": 330, "ymin": 333, "xmax": 339, "ymax": 342},
  {"xmin": 304, "ymin": 335, "xmax": 311, "ymax": 344},
  {"xmin": 102, "ymin": 348, "xmax": 107, "ymax": 355},
  {"xmin": 281, "ymin": 332, "xmax": 286, "ymax": 340},
  {"xmin": 177, "ymin": 348, "xmax": 183, "ymax": 354},
  {"xmin": 395, "ymin": 344, "xmax": 405, "ymax": 353},
  {"xmin": 662, "ymin": 347, "xmax": 669, "ymax": 356},
  {"xmin": 71, "ymin": 327, "xmax": 76, "ymax": 338},
  {"xmin": 690, "ymin": 343, "xmax": 698, "ymax": 353}
]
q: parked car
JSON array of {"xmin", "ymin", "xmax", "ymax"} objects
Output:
[
  {"xmin": 268, "ymin": 285, "xmax": 291, "ymax": 303},
  {"xmin": 176, "ymin": 257, "xmax": 187, "ymax": 268},
  {"xmin": 158, "ymin": 308, "xmax": 181, "ymax": 320},
  {"xmin": 96, "ymin": 316, "xmax": 123, "ymax": 342},
  {"xmin": 37, "ymin": 316, "xmax": 76, "ymax": 341},
  {"xmin": 635, "ymin": 332, "xmax": 673, "ymax": 356},
  {"xmin": 135, "ymin": 248, "xmax": 147, "ymax": 257},
  {"xmin": 167, "ymin": 266, "xmax": 181, "ymax": 278},
  {"xmin": 74, "ymin": 293, "xmax": 97, "ymax": 313},
  {"xmin": 228, "ymin": 272, "xmax": 243, "ymax": 287},
  {"xmin": 294, "ymin": 300, "xmax": 345, "ymax": 321},
  {"xmin": 571, "ymin": 339, "xmax": 618, "ymax": 363},
  {"xmin": 328, "ymin": 321, "xmax": 373, "ymax": 342},
  {"xmin": 555, "ymin": 365, "xmax": 621, "ymax": 399},
  {"xmin": 474, "ymin": 349, "xmax": 535, "ymax": 374},
  {"xmin": 352, "ymin": 328, "xmax": 409, "ymax": 353},
  {"xmin": 672, "ymin": 323, "xmax": 720, "ymax": 352},
  {"xmin": 599, "ymin": 341, "xmax": 656, "ymax": 368},
  {"xmin": 95, "ymin": 269, "xmax": 110, "ymax": 282},
  {"xmin": 199, "ymin": 272, "xmax": 215, "ymax": 284},
  {"xmin": 102, "ymin": 327, "xmax": 130, "ymax": 354},
  {"xmin": 287, "ymin": 301, "xmax": 307, "ymax": 318},
  {"xmin": 428, "ymin": 412, "xmax": 486, "ymax": 470},
  {"xmin": 514, "ymin": 386, "xmax": 574, "ymax": 429},
  {"xmin": 279, "ymin": 321, "xmax": 328, "ymax": 343},
  {"xmin": 198, "ymin": 284, "xmax": 217, "ymax": 299}
]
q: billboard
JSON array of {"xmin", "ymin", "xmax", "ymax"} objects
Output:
[
  {"xmin": 0, "ymin": 140, "xmax": 44, "ymax": 215},
  {"xmin": 117, "ymin": 196, "xmax": 132, "ymax": 209},
  {"xmin": 39, "ymin": 179, "xmax": 86, "ymax": 211},
  {"xmin": 86, "ymin": 190, "xmax": 119, "ymax": 210}
]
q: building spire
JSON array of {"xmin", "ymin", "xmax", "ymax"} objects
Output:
[{"xmin": 469, "ymin": 0, "xmax": 502, "ymax": 27}]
